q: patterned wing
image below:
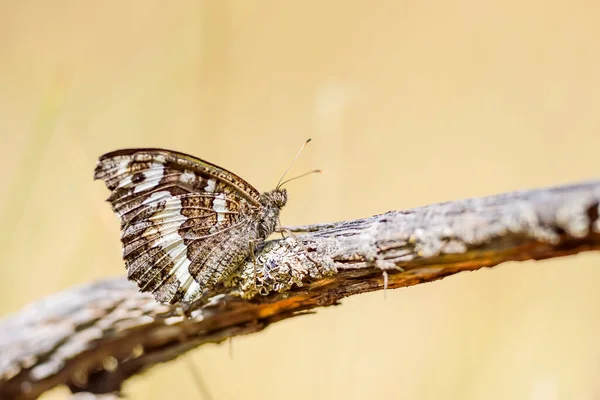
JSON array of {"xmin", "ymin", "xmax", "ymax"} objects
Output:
[{"xmin": 94, "ymin": 148, "xmax": 261, "ymax": 304}]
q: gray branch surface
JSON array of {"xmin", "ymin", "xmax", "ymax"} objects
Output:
[{"xmin": 2, "ymin": 180, "xmax": 600, "ymax": 399}]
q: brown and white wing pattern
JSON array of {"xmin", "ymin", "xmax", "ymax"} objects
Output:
[{"xmin": 94, "ymin": 148, "xmax": 261, "ymax": 304}]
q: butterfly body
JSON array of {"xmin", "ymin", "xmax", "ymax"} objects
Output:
[{"xmin": 94, "ymin": 148, "xmax": 287, "ymax": 304}]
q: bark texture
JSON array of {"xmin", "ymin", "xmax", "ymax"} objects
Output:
[{"xmin": 2, "ymin": 180, "xmax": 600, "ymax": 399}]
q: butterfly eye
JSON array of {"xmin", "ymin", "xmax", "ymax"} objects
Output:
[{"xmin": 274, "ymin": 189, "xmax": 288, "ymax": 207}]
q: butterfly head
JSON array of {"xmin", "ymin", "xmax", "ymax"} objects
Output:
[
  {"xmin": 256, "ymin": 188, "xmax": 287, "ymax": 238},
  {"xmin": 261, "ymin": 188, "xmax": 288, "ymax": 209}
]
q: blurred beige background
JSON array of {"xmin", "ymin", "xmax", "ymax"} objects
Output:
[{"xmin": 2, "ymin": 1, "xmax": 600, "ymax": 399}]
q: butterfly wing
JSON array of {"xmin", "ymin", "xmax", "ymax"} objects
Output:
[{"xmin": 94, "ymin": 148, "xmax": 261, "ymax": 304}]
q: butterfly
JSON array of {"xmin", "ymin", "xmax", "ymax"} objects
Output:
[
  {"xmin": 94, "ymin": 148, "xmax": 287, "ymax": 305},
  {"xmin": 94, "ymin": 141, "xmax": 315, "ymax": 305}
]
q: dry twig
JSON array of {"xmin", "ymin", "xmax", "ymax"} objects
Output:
[{"xmin": 1, "ymin": 180, "xmax": 600, "ymax": 399}]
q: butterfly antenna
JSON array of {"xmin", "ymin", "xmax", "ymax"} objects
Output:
[
  {"xmin": 276, "ymin": 138, "xmax": 312, "ymax": 189},
  {"xmin": 278, "ymin": 169, "xmax": 322, "ymax": 188}
]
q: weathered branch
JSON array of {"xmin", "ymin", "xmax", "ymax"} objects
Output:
[{"xmin": 2, "ymin": 180, "xmax": 600, "ymax": 399}]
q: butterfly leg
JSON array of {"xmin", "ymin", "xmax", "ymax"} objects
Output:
[
  {"xmin": 278, "ymin": 217, "xmax": 286, "ymax": 240},
  {"xmin": 248, "ymin": 240, "xmax": 259, "ymax": 288},
  {"xmin": 275, "ymin": 227, "xmax": 320, "ymax": 266}
]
